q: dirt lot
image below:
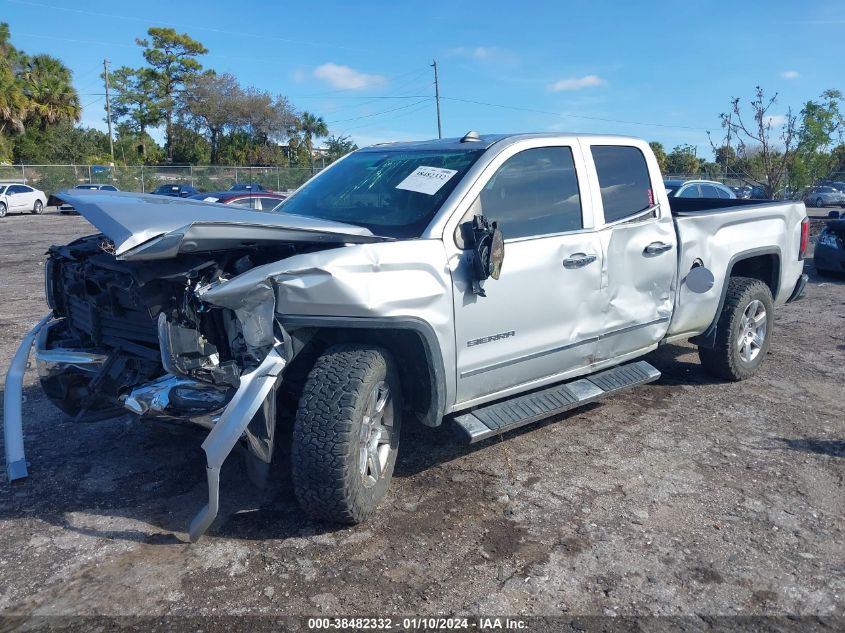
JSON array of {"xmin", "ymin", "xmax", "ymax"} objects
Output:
[{"xmin": 0, "ymin": 210, "xmax": 842, "ymax": 621}]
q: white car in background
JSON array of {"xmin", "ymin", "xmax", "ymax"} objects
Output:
[{"xmin": 0, "ymin": 183, "xmax": 48, "ymax": 218}]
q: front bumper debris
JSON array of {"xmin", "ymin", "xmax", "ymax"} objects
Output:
[
  {"xmin": 3, "ymin": 314, "xmax": 52, "ymax": 482},
  {"xmin": 3, "ymin": 314, "xmax": 287, "ymax": 541},
  {"xmin": 188, "ymin": 345, "xmax": 285, "ymax": 541}
]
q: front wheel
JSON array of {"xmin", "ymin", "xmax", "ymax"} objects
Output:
[
  {"xmin": 32, "ymin": 199, "xmax": 44, "ymax": 214},
  {"xmin": 0, "ymin": 203, "xmax": 6, "ymax": 218},
  {"xmin": 698, "ymin": 277, "xmax": 774, "ymax": 381},
  {"xmin": 815, "ymin": 197, "xmax": 824, "ymax": 208},
  {"xmin": 291, "ymin": 344, "xmax": 402, "ymax": 524}
]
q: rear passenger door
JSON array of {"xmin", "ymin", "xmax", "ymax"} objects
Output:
[
  {"xmin": 7, "ymin": 185, "xmax": 28, "ymax": 211},
  {"xmin": 451, "ymin": 143, "xmax": 605, "ymax": 405},
  {"xmin": 585, "ymin": 143, "xmax": 677, "ymax": 361}
]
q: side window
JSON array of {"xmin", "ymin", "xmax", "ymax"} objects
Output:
[
  {"xmin": 700, "ymin": 184, "xmax": 720, "ymax": 198},
  {"xmin": 229, "ymin": 198, "xmax": 254, "ymax": 208},
  {"xmin": 259, "ymin": 197, "xmax": 282, "ymax": 211},
  {"xmin": 102, "ymin": 185, "xmax": 117, "ymax": 191},
  {"xmin": 716, "ymin": 186, "xmax": 731, "ymax": 199},
  {"xmin": 20, "ymin": 185, "xmax": 33, "ymax": 192},
  {"xmin": 678, "ymin": 184, "xmax": 701, "ymax": 198},
  {"xmin": 8, "ymin": 185, "xmax": 24, "ymax": 194},
  {"xmin": 471, "ymin": 146, "xmax": 582, "ymax": 240},
  {"xmin": 591, "ymin": 145, "xmax": 654, "ymax": 223}
]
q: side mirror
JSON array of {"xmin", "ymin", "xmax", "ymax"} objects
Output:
[{"xmin": 467, "ymin": 215, "xmax": 504, "ymax": 296}]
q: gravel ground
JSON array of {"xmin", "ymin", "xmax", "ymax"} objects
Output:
[{"xmin": 0, "ymin": 209, "xmax": 842, "ymax": 621}]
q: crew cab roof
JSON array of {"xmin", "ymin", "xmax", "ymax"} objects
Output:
[{"xmin": 365, "ymin": 132, "xmax": 643, "ymax": 153}]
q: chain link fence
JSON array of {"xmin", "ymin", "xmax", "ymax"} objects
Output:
[{"xmin": 0, "ymin": 165, "xmax": 319, "ymax": 197}]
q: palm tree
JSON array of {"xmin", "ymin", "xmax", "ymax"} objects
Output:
[
  {"xmin": 0, "ymin": 23, "xmax": 27, "ymax": 139},
  {"xmin": 22, "ymin": 54, "xmax": 81, "ymax": 130},
  {"xmin": 297, "ymin": 111, "xmax": 329, "ymax": 173}
]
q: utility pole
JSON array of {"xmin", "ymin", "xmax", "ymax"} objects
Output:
[
  {"xmin": 103, "ymin": 59, "xmax": 115, "ymax": 167},
  {"xmin": 431, "ymin": 59, "xmax": 442, "ymax": 139}
]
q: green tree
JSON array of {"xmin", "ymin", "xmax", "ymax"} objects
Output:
[
  {"xmin": 648, "ymin": 141, "xmax": 668, "ymax": 173},
  {"xmin": 791, "ymin": 90, "xmax": 843, "ymax": 191},
  {"xmin": 21, "ymin": 54, "xmax": 81, "ymax": 130},
  {"xmin": 13, "ymin": 123, "xmax": 109, "ymax": 164},
  {"xmin": 666, "ymin": 144, "xmax": 701, "ymax": 175},
  {"xmin": 169, "ymin": 124, "xmax": 210, "ymax": 164},
  {"xmin": 113, "ymin": 123, "xmax": 163, "ymax": 165},
  {"xmin": 297, "ymin": 111, "xmax": 329, "ymax": 172},
  {"xmin": 107, "ymin": 66, "xmax": 163, "ymax": 159},
  {"xmin": 182, "ymin": 71, "xmax": 243, "ymax": 164},
  {"xmin": 324, "ymin": 134, "xmax": 358, "ymax": 163},
  {"xmin": 0, "ymin": 23, "xmax": 27, "ymax": 159},
  {"xmin": 136, "ymin": 27, "xmax": 207, "ymax": 161}
]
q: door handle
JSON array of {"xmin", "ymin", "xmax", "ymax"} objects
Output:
[
  {"xmin": 563, "ymin": 253, "xmax": 597, "ymax": 269},
  {"xmin": 644, "ymin": 241, "xmax": 673, "ymax": 255}
]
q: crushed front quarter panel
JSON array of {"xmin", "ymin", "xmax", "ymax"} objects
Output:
[{"xmin": 198, "ymin": 239, "xmax": 458, "ymax": 411}]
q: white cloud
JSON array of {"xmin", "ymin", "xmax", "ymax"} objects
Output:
[
  {"xmin": 313, "ymin": 63, "xmax": 385, "ymax": 90},
  {"xmin": 449, "ymin": 46, "xmax": 518, "ymax": 64},
  {"xmin": 766, "ymin": 114, "xmax": 787, "ymax": 127},
  {"xmin": 548, "ymin": 75, "xmax": 608, "ymax": 92},
  {"xmin": 780, "ymin": 70, "xmax": 800, "ymax": 79}
]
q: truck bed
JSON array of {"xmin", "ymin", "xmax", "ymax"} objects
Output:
[
  {"xmin": 666, "ymin": 197, "xmax": 807, "ymax": 341},
  {"xmin": 668, "ymin": 197, "xmax": 788, "ymax": 215}
]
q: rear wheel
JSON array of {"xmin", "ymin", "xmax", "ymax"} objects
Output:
[
  {"xmin": 0, "ymin": 203, "xmax": 6, "ymax": 218},
  {"xmin": 32, "ymin": 199, "xmax": 43, "ymax": 214},
  {"xmin": 291, "ymin": 344, "xmax": 402, "ymax": 524},
  {"xmin": 815, "ymin": 197, "xmax": 823, "ymax": 208},
  {"xmin": 698, "ymin": 277, "xmax": 774, "ymax": 381}
]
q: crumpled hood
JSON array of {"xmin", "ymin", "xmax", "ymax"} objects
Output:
[{"xmin": 56, "ymin": 190, "xmax": 388, "ymax": 260}]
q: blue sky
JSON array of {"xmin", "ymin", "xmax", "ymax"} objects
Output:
[{"xmin": 2, "ymin": 0, "xmax": 842, "ymax": 155}]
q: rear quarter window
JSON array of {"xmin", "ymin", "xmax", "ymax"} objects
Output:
[{"xmin": 591, "ymin": 145, "xmax": 654, "ymax": 223}]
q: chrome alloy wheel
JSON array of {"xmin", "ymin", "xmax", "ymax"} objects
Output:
[
  {"xmin": 358, "ymin": 381, "xmax": 394, "ymax": 488},
  {"xmin": 738, "ymin": 299, "xmax": 767, "ymax": 363}
]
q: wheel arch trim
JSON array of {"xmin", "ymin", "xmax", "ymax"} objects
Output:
[
  {"xmin": 690, "ymin": 246, "xmax": 781, "ymax": 349},
  {"xmin": 280, "ymin": 315, "xmax": 447, "ymax": 427}
]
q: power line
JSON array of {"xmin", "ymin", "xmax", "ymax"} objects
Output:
[
  {"xmin": 337, "ymin": 101, "xmax": 434, "ymax": 135},
  {"xmin": 326, "ymin": 98, "xmax": 432, "ymax": 125}
]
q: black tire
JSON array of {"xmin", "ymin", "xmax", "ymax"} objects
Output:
[
  {"xmin": 32, "ymin": 199, "xmax": 43, "ymax": 214},
  {"xmin": 698, "ymin": 277, "xmax": 774, "ymax": 381},
  {"xmin": 0, "ymin": 203, "xmax": 6, "ymax": 218},
  {"xmin": 815, "ymin": 197, "xmax": 823, "ymax": 208},
  {"xmin": 291, "ymin": 344, "xmax": 402, "ymax": 524}
]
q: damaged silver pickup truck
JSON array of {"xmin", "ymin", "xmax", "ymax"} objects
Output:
[{"xmin": 4, "ymin": 133, "xmax": 809, "ymax": 541}]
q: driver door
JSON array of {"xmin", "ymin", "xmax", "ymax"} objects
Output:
[{"xmin": 450, "ymin": 143, "xmax": 605, "ymax": 406}]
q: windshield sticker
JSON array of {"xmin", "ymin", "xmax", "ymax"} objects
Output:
[{"xmin": 395, "ymin": 166, "xmax": 458, "ymax": 195}]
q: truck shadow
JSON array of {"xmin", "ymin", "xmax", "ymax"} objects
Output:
[{"xmin": 774, "ymin": 437, "xmax": 845, "ymax": 458}]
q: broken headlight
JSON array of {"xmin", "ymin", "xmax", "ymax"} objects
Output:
[{"xmin": 158, "ymin": 314, "xmax": 240, "ymax": 387}]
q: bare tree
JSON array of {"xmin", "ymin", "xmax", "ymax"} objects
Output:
[{"xmin": 718, "ymin": 87, "xmax": 797, "ymax": 198}]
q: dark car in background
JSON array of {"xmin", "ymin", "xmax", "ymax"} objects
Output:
[
  {"xmin": 814, "ymin": 218, "xmax": 845, "ymax": 275},
  {"xmin": 59, "ymin": 183, "xmax": 120, "ymax": 214},
  {"xmin": 664, "ymin": 179, "xmax": 736, "ymax": 199},
  {"xmin": 731, "ymin": 185, "xmax": 770, "ymax": 200},
  {"xmin": 229, "ymin": 182, "xmax": 268, "ymax": 192},
  {"xmin": 188, "ymin": 190, "xmax": 287, "ymax": 211},
  {"xmin": 152, "ymin": 184, "xmax": 200, "ymax": 198}
]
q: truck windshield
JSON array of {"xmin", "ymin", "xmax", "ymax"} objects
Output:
[{"xmin": 278, "ymin": 148, "xmax": 485, "ymax": 238}]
